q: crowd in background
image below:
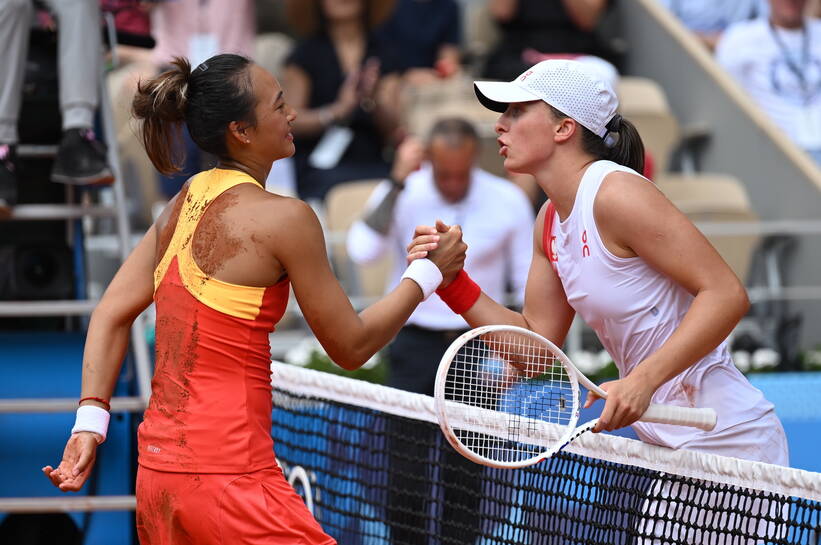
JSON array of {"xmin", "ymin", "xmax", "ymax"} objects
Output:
[
  {"xmin": 4, "ymin": 0, "xmax": 820, "ymax": 225},
  {"xmin": 95, "ymin": 0, "xmax": 621, "ymax": 215},
  {"xmin": 80, "ymin": 0, "xmax": 820, "ymax": 220},
  {"xmin": 2, "ymin": 0, "xmax": 819, "ymax": 372}
]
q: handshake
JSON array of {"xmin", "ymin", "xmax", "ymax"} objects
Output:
[{"xmin": 405, "ymin": 219, "xmax": 467, "ymax": 290}]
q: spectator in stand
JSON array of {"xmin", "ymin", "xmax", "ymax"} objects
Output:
[
  {"xmin": 482, "ymin": 0, "xmax": 612, "ymax": 81},
  {"xmin": 346, "ymin": 118, "xmax": 533, "ymax": 543},
  {"xmin": 716, "ymin": 0, "xmax": 821, "ymax": 163},
  {"xmin": 282, "ymin": 0, "xmax": 402, "ymax": 202},
  {"xmin": 150, "ymin": 0, "xmax": 255, "ymax": 67},
  {"xmin": 658, "ymin": 0, "xmax": 768, "ymax": 50},
  {"xmin": 148, "ymin": 0, "xmax": 257, "ymax": 198},
  {"xmin": 0, "ymin": 0, "xmax": 114, "ymax": 217},
  {"xmin": 376, "ymin": 0, "xmax": 462, "ymax": 85}
]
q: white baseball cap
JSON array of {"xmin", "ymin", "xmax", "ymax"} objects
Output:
[{"xmin": 474, "ymin": 59, "xmax": 620, "ymax": 138}]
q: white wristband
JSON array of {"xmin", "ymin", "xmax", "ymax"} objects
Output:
[
  {"xmin": 71, "ymin": 405, "xmax": 110, "ymax": 444},
  {"xmin": 401, "ymin": 258, "xmax": 443, "ymax": 300}
]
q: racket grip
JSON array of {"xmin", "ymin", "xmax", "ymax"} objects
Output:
[{"xmin": 640, "ymin": 404, "xmax": 717, "ymax": 431}]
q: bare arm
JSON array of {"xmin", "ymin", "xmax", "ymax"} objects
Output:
[
  {"xmin": 282, "ymin": 65, "xmax": 358, "ymax": 137},
  {"xmin": 44, "ymin": 226, "xmax": 157, "ymax": 491},
  {"xmin": 589, "ymin": 173, "xmax": 749, "ymax": 431},
  {"xmin": 80, "ymin": 227, "xmax": 157, "ymax": 403},
  {"xmin": 560, "ymin": 0, "xmax": 608, "ymax": 31},
  {"xmin": 372, "ymin": 72, "xmax": 402, "ymax": 143},
  {"xmin": 274, "ymin": 200, "xmax": 463, "ymax": 370},
  {"xmin": 413, "ymin": 203, "xmax": 576, "ymax": 346},
  {"xmin": 437, "ymin": 44, "xmax": 461, "ymax": 66},
  {"xmin": 435, "ymin": 44, "xmax": 462, "ymax": 77},
  {"xmin": 466, "ymin": 203, "xmax": 575, "ymax": 343},
  {"xmin": 696, "ymin": 32, "xmax": 722, "ymax": 51},
  {"xmin": 360, "ymin": 137, "xmax": 425, "ymax": 234},
  {"xmin": 489, "ymin": 0, "xmax": 518, "ymax": 22}
]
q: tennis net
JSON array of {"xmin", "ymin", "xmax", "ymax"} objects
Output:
[{"xmin": 270, "ymin": 362, "xmax": 821, "ymax": 544}]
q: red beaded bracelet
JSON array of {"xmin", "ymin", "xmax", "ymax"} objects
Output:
[
  {"xmin": 436, "ymin": 270, "xmax": 481, "ymax": 314},
  {"xmin": 79, "ymin": 396, "xmax": 111, "ymax": 411}
]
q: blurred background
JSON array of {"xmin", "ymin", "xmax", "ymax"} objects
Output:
[{"xmin": 1, "ymin": 0, "xmax": 820, "ymax": 543}]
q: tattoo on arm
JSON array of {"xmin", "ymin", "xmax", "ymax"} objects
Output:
[{"xmin": 362, "ymin": 181, "xmax": 402, "ymax": 235}]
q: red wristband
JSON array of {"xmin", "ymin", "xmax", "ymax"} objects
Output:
[
  {"xmin": 436, "ymin": 270, "xmax": 481, "ymax": 314},
  {"xmin": 79, "ymin": 396, "xmax": 111, "ymax": 411}
]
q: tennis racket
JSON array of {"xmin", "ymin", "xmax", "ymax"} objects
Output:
[{"xmin": 433, "ymin": 325, "xmax": 717, "ymax": 469}]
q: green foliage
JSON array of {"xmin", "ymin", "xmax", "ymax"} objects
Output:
[
  {"xmin": 590, "ymin": 361, "xmax": 619, "ymax": 383},
  {"xmin": 283, "ymin": 337, "xmax": 388, "ymax": 385},
  {"xmin": 801, "ymin": 348, "xmax": 821, "ymax": 372},
  {"xmin": 303, "ymin": 351, "xmax": 388, "ymax": 384}
]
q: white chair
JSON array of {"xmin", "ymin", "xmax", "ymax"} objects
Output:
[
  {"xmin": 618, "ymin": 76, "xmax": 681, "ymax": 175},
  {"xmin": 254, "ymin": 32, "xmax": 295, "ymax": 80},
  {"xmin": 656, "ymin": 173, "xmax": 759, "ymax": 282},
  {"xmin": 325, "ymin": 180, "xmax": 393, "ymax": 306}
]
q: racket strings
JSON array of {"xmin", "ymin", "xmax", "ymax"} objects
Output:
[{"xmin": 444, "ymin": 332, "xmax": 577, "ymax": 464}]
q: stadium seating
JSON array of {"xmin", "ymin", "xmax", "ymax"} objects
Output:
[
  {"xmin": 325, "ymin": 180, "xmax": 392, "ymax": 307},
  {"xmin": 618, "ymin": 76, "xmax": 680, "ymax": 175},
  {"xmin": 656, "ymin": 173, "xmax": 758, "ymax": 282}
]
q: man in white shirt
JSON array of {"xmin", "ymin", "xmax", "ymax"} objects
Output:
[
  {"xmin": 346, "ymin": 117, "xmax": 533, "ymax": 543},
  {"xmin": 716, "ymin": 0, "xmax": 821, "ymax": 163},
  {"xmin": 347, "ymin": 117, "xmax": 533, "ymax": 393}
]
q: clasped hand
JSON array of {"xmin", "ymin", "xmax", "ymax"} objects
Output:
[{"xmin": 407, "ymin": 219, "xmax": 467, "ymax": 288}]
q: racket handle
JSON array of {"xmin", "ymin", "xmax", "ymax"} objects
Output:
[{"xmin": 640, "ymin": 404, "xmax": 717, "ymax": 431}]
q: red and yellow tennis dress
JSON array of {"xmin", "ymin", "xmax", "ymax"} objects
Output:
[{"xmin": 135, "ymin": 168, "xmax": 335, "ymax": 545}]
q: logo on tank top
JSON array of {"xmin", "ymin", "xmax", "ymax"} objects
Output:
[
  {"xmin": 582, "ymin": 230, "xmax": 591, "ymax": 258},
  {"xmin": 549, "ymin": 235, "xmax": 558, "ymax": 262}
]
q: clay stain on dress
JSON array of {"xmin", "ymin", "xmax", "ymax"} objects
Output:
[
  {"xmin": 159, "ymin": 489, "xmax": 175, "ymax": 522},
  {"xmin": 192, "ymin": 192, "xmax": 243, "ymax": 278},
  {"xmin": 682, "ymin": 383, "xmax": 697, "ymax": 408},
  {"xmin": 152, "ymin": 310, "xmax": 198, "ymax": 418}
]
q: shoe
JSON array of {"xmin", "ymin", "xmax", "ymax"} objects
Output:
[
  {"xmin": 0, "ymin": 144, "xmax": 18, "ymax": 219},
  {"xmin": 51, "ymin": 128, "xmax": 114, "ymax": 186}
]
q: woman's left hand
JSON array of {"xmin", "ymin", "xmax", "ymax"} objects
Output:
[
  {"xmin": 42, "ymin": 432, "xmax": 99, "ymax": 492},
  {"xmin": 584, "ymin": 375, "xmax": 655, "ymax": 433},
  {"xmin": 406, "ymin": 224, "xmax": 441, "ymax": 263}
]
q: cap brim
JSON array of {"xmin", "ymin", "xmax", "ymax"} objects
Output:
[{"xmin": 474, "ymin": 81, "xmax": 541, "ymax": 112}]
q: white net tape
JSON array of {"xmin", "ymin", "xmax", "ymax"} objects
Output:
[{"xmin": 271, "ymin": 361, "xmax": 821, "ymax": 502}]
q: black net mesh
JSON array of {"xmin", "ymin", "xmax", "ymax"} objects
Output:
[{"xmin": 271, "ymin": 384, "xmax": 821, "ymax": 545}]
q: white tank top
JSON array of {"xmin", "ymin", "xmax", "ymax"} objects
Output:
[{"xmin": 547, "ymin": 160, "xmax": 773, "ymax": 449}]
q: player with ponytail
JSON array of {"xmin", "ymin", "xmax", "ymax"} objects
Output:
[
  {"xmin": 411, "ymin": 59, "xmax": 787, "ymax": 466},
  {"xmin": 43, "ymin": 53, "xmax": 465, "ymax": 543}
]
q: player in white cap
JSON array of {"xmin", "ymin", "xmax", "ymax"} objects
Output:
[{"xmin": 410, "ymin": 59, "xmax": 787, "ymax": 465}]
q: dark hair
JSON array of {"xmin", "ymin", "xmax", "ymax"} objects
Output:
[
  {"xmin": 548, "ymin": 106, "xmax": 645, "ymax": 174},
  {"xmin": 427, "ymin": 117, "xmax": 479, "ymax": 147},
  {"xmin": 132, "ymin": 55, "xmax": 257, "ymax": 175}
]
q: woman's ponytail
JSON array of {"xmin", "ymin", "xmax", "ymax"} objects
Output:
[
  {"xmin": 548, "ymin": 106, "xmax": 646, "ymax": 175},
  {"xmin": 132, "ymin": 57, "xmax": 192, "ymax": 175},
  {"xmin": 602, "ymin": 114, "xmax": 645, "ymax": 175}
]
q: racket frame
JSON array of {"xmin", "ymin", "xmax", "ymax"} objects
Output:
[
  {"xmin": 434, "ymin": 324, "xmax": 718, "ymax": 469},
  {"xmin": 434, "ymin": 325, "xmax": 582, "ymax": 468}
]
